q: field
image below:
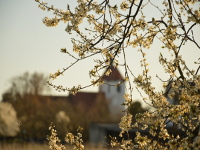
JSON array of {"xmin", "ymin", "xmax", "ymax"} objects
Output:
[{"xmin": 0, "ymin": 142, "xmax": 114, "ymax": 150}]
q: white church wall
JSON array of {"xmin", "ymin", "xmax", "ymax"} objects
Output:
[{"xmin": 100, "ymin": 80, "xmax": 125, "ymax": 115}]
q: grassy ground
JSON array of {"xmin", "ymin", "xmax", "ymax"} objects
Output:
[
  {"xmin": 0, "ymin": 142, "xmax": 114, "ymax": 150},
  {"xmin": 0, "ymin": 143, "xmax": 49, "ymax": 150}
]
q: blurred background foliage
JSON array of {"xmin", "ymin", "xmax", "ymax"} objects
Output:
[{"xmin": 0, "ymin": 72, "xmax": 148, "ymax": 142}]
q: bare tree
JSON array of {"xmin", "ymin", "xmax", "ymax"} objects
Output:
[{"xmin": 5, "ymin": 72, "xmax": 50, "ymax": 99}]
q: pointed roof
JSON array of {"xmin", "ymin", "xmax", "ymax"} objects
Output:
[{"xmin": 102, "ymin": 65, "xmax": 124, "ymax": 81}]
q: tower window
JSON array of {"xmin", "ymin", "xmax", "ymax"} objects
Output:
[{"xmin": 117, "ymin": 85, "xmax": 121, "ymax": 92}]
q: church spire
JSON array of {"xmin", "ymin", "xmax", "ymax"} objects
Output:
[{"xmin": 102, "ymin": 65, "xmax": 124, "ymax": 81}]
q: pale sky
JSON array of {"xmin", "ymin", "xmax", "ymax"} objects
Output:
[{"xmin": 0, "ymin": 0, "xmax": 200, "ymax": 105}]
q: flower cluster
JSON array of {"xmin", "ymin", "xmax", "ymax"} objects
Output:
[
  {"xmin": 48, "ymin": 123, "xmax": 66, "ymax": 150},
  {"xmin": 65, "ymin": 132, "xmax": 84, "ymax": 150},
  {"xmin": 48, "ymin": 123, "xmax": 84, "ymax": 150},
  {"xmin": 119, "ymin": 113, "xmax": 133, "ymax": 137}
]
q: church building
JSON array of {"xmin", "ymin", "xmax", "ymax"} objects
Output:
[{"xmin": 69, "ymin": 65, "xmax": 125, "ymax": 116}]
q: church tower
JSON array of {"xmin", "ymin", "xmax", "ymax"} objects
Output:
[{"xmin": 99, "ymin": 66, "xmax": 125, "ymax": 116}]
